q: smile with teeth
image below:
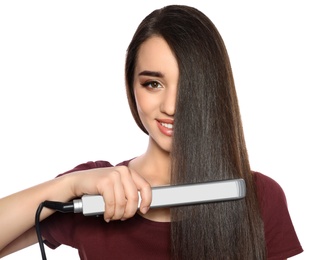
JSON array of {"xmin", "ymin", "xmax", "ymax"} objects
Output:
[
  {"xmin": 157, "ymin": 120, "xmax": 174, "ymax": 137},
  {"xmin": 160, "ymin": 122, "xmax": 173, "ymax": 129}
]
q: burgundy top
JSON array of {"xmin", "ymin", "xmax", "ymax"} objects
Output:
[{"xmin": 40, "ymin": 160, "xmax": 303, "ymax": 259}]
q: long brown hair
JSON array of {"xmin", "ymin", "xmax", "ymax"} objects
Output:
[{"xmin": 125, "ymin": 5, "xmax": 266, "ymax": 259}]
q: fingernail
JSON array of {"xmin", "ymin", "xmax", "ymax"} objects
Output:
[
  {"xmin": 105, "ymin": 218, "xmax": 110, "ymax": 223},
  {"xmin": 141, "ymin": 207, "xmax": 149, "ymax": 214}
]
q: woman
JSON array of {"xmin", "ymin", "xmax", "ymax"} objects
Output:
[{"xmin": 0, "ymin": 5, "xmax": 303, "ymax": 259}]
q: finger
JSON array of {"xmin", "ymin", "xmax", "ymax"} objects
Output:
[
  {"xmin": 102, "ymin": 170, "xmax": 125, "ymax": 222},
  {"xmin": 120, "ymin": 168, "xmax": 140, "ymax": 219},
  {"xmin": 130, "ymin": 169, "xmax": 152, "ymax": 214},
  {"xmin": 102, "ymin": 184, "xmax": 115, "ymax": 223},
  {"xmin": 111, "ymin": 173, "xmax": 127, "ymax": 220}
]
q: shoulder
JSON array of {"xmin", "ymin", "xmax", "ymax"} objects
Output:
[
  {"xmin": 253, "ymin": 171, "xmax": 287, "ymax": 207},
  {"xmin": 252, "ymin": 171, "xmax": 303, "ymax": 259},
  {"xmin": 57, "ymin": 159, "xmax": 132, "ymax": 177},
  {"xmin": 56, "ymin": 161, "xmax": 113, "ymax": 177},
  {"xmin": 253, "ymin": 171, "xmax": 289, "ymax": 225}
]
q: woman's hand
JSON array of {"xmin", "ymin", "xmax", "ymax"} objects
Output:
[
  {"xmin": 68, "ymin": 165, "xmax": 152, "ymax": 222},
  {"xmin": 0, "ymin": 165, "xmax": 151, "ymax": 256}
]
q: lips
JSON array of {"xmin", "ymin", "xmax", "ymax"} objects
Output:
[{"xmin": 156, "ymin": 119, "xmax": 174, "ymax": 137}]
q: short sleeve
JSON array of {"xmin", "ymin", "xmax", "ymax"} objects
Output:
[{"xmin": 254, "ymin": 172, "xmax": 303, "ymax": 259}]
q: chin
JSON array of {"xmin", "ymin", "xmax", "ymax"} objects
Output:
[
  {"xmin": 149, "ymin": 134, "xmax": 172, "ymax": 153},
  {"xmin": 159, "ymin": 142, "xmax": 172, "ymax": 154}
]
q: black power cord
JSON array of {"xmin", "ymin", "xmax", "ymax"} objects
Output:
[{"xmin": 35, "ymin": 201, "xmax": 75, "ymax": 260}]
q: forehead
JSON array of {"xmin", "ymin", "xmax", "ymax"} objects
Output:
[{"xmin": 135, "ymin": 36, "xmax": 179, "ymax": 76}]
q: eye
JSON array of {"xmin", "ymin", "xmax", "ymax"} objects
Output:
[{"xmin": 141, "ymin": 81, "xmax": 162, "ymax": 89}]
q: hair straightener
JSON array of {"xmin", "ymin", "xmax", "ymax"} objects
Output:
[{"xmin": 72, "ymin": 178, "xmax": 246, "ymax": 216}]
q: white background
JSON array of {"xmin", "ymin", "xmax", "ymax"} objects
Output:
[{"xmin": 0, "ymin": 1, "xmax": 310, "ymax": 259}]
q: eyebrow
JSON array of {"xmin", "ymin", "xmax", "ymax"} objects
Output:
[{"xmin": 138, "ymin": 70, "xmax": 164, "ymax": 78}]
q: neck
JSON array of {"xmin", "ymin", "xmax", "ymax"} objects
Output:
[{"xmin": 129, "ymin": 137, "xmax": 171, "ymax": 187}]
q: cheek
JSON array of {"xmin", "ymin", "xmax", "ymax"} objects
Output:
[
  {"xmin": 134, "ymin": 89, "xmax": 156, "ymax": 118},
  {"xmin": 135, "ymin": 94, "xmax": 146, "ymax": 115},
  {"xmin": 134, "ymin": 92, "xmax": 153, "ymax": 132}
]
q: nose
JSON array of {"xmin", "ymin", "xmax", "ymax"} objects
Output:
[{"xmin": 160, "ymin": 87, "xmax": 176, "ymax": 116}]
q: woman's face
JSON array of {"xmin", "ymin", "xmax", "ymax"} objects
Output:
[{"xmin": 133, "ymin": 36, "xmax": 179, "ymax": 153}]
